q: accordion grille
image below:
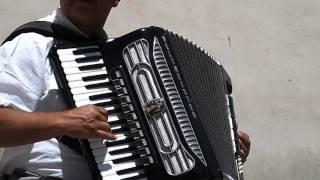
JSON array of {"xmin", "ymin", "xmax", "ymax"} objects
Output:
[{"xmin": 165, "ymin": 31, "xmax": 237, "ymax": 178}]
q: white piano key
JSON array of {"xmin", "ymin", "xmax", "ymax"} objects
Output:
[
  {"xmin": 63, "ymin": 66, "xmax": 107, "ymax": 75},
  {"xmin": 68, "ymin": 79, "xmax": 110, "ymax": 89},
  {"xmin": 66, "ymin": 70, "xmax": 108, "ymax": 82},
  {"xmin": 108, "ymin": 114, "xmax": 123, "ymax": 122},
  {"xmin": 102, "ymin": 169, "xmax": 146, "ymax": 180},
  {"xmin": 107, "ymin": 135, "xmax": 128, "ymax": 142},
  {"xmin": 71, "ymin": 86, "xmax": 112, "ymax": 96},
  {"xmin": 90, "ymin": 140, "xmax": 106, "ymax": 149},
  {"xmin": 95, "ymin": 151, "xmax": 133, "ymax": 164},
  {"xmin": 107, "ymin": 144, "xmax": 130, "ymax": 153},
  {"xmin": 93, "ymin": 147, "xmax": 109, "ymax": 156},
  {"xmin": 98, "ymin": 160, "xmax": 137, "ymax": 176},
  {"xmin": 75, "ymin": 98, "xmax": 114, "ymax": 107},
  {"xmin": 61, "ymin": 59, "xmax": 104, "ymax": 68},
  {"xmin": 73, "ymin": 90, "xmax": 114, "ymax": 102},
  {"xmin": 111, "ymin": 124, "xmax": 123, "ymax": 131}
]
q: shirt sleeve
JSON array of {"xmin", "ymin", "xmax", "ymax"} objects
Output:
[{"xmin": 0, "ymin": 33, "xmax": 53, "ymax": 112}]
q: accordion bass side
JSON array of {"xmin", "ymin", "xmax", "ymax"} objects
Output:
[{"xmin": 50, "ymin": 26, "xmax": 244, "ymax": 180}]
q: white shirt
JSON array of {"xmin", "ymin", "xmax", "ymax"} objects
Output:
[{"xmin": 0, "ymin": 9, "xmax": 97, "ymax": 179}]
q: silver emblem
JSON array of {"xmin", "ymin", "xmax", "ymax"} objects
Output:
[{"xmin": 145, "ymin": 98, "xmax": 166, "ymax": 117}]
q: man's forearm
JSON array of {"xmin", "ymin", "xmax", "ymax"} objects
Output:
[{"xmin": 0, "ymin": 108, "xmax": 63, "ymax": 147}]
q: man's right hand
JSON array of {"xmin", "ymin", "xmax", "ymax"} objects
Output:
[{"xmin": 55, "ymin": 104, "xmax": 116, "ymax": 140}]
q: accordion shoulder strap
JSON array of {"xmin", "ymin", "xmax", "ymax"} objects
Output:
[{"xmin": 1, "ymin": 21, "xmax": 87, "ymax": 45}]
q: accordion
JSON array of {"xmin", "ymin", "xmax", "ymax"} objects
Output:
[{"xmin": 50, "ymin": 26, "xmax": 244, "ymax": 180}]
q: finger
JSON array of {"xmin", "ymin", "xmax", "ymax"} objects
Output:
[
  {"xmin": 239, "ymin": 139, "xmax": 249, "ymax": 159},
  {"xmin": 95, "ymin": 130, "xmax": 117, "ymax": 140},
  {"xmin": 94, "ymin": 121, "xmax": 111, "ymax": 132},
  {"xmin": 238, "ymin": 131, "xmax": 250, "ymax": 146},
  {"xmin": 238, "ymin": 131, "xmax": 251, "ymax": 154},
  {"xmin": 240, "ymin": 149, "xmax": 247, "ymax": 163},
  {"xmin": 96, "ymin": 106, "xmax": 107, "ymax": 115}
]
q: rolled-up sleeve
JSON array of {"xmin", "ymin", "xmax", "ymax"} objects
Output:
[{"xmin": 0, "ymin": 33, "xmax": 53, "ymax": 112}]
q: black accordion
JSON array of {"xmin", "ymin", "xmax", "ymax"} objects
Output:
[{"xmin": 50, "ymin": 26, "xmax": 244, "ymax": 180}]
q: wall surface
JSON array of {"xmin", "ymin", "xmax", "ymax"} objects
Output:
[{"xmin": 0, "ymin": 0, "xmax": 319, "ymax": 179}]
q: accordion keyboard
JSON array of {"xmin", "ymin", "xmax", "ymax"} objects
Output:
[{"xmin": 56, "ymin": 46, "xmax": 152, "ymax": 180}]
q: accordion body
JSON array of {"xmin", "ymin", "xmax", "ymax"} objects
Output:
[{"xmin": 50, "ymin": 27, "xmax": 244, "ymax": 180}]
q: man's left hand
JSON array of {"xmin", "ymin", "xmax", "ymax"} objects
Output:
[{"xmin": 238, "ymin": 131, "xmax": 251, "ymax": 163}]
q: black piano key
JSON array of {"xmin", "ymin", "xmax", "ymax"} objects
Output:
[
  {"xmin": 73, "ymin": 47, "xmax": 99, "ymax": 55},
  {"xmin": 89, "ymin": 93, "xmax": 117, "ymax": 101},
  {"xmin": 128, "ymin": 121, "xmax": 140, "ymax": 130},
  {"xmin": 94, "ymin": 100, "xmax": 119, "ymax": 107},
  {"xmin": 116, "ymin": 166, "xmax": 145, "ymax": 176},
  {"xmin": 109, "ymin": 118, "xmax": 127, "ymax": 126},
  {"xmin": 105, "ymin": 138, "xmax": 132, "ymax": 147},
  {"xmin": 107, "ymin": 107, "xmax": 123, "ymax": 114},
  {"xmin": 85, "ymin": 82, "xmax": 114, "ymax": 89},
  {"xmin": 75, "ymin": 55, "xmax": 102, "ymax": 63},
  {"xmin": 78, "ymin": 63, "xmax": 105, "ymax": 71},
  {"xmin": 129, "ymin": 130, "xmax": 144, "ymax": 140},
  {"xmin": 82, "ymin": 74, "xmax": 108, "ymax": 82}
]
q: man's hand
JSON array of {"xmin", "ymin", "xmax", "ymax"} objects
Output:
[
  {"xmin": 238, "ymin": 131, "xmax": 251, "ymax": 163},
  {"xmin": 56, "ymin": 104, "xmax": 116, "ymax": 140}
]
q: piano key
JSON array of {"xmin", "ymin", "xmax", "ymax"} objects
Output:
[
  {"xmin": 58, "ymin": 52, "xmax": 102, "ymax": 62},
  {"xmin": 75, "ymin": 97, "xmax": 116, "ymax": 107},
  {"xmin": 99, "ymin": 157, "xmax": 151, "ymax": 177},
  {"xmin": 57, "ymin": 45, "xmax": 99, "ymax": 56},
  {"xmin": 99, "ymin": 161, "xmax": 138, "ymax": 176},
  {"xmin": 113, "ymin": 132, "xmax": 130, "ymax": 140},
  {"xmin": 76, "ymin": 55, "xmax": 103, "ymax": 63},
  {"xmin": 109, "ymin": 139, "xmax": 147, "ymax": 155},
  {"xmin": 66, "ymin": 70, "xmax": 108, "ymax": 82},
  {"xmin": 107, "ymin": 107, "xmax": 123, "ymax": 114},
  {"xmin": 61, "ymin": 59, "xmax": 104, "ymax": 68},
  {"xmin": 71, "ymin": 86, "xmax": 113, "ymax": 95},
  {"xmin": 109, "ymin": 118, "xmax": 127, "ymax": 126},
  {"xmin": 73, "ymin": 46, "xmax": 100, "ymax": 55},
  {"xmin": 108, "ymin": 114, "xmax": 124, "ymax": 122},
  {"xmin": 95, "ymin": 100, "xmax": 120, "ymax": 108},
  {"xmin": 63, "ymin": 66, "xmax": 106, "ymax": 75},
  {"xmin": 79, "ymin": 63, "xmax": 106, "ymax": 71},
  {"xmin": 116, "ymin": 166, "xmax": 145, "ymax": 175},
  {"xmin": 73, "ymin": 90, "xmax": 115, "ymax": 101},
  {"xmin": 111, "ymin": 124, "xmax": 125, "ymax": 131},
  {"xmin": 95, "ymin": 151, "xmax": 135, "ymax": 164},
  {"xmin": 86, "ymin": 82, "xmax": 114, "ymax": 90},
  {"xmin": 102, "ymin": 169, "xmax": 146, "ymax": 180},
  {"xmin": 68, "ymin": 79, "xmax": 110, "ymax": 89},
  {"xmin": 90, "ymin": 140, "xmax": 107, "ymax": 149},
  {"xmin": 105, "ymin": 138, "xmax": 132, "ymax": 147},
  {"xmin": 112, "ymin": 149, "xmax": 150, "ymax": 164},
  {"xmin": 83, "ymin": 74, "xmax": 108, "ymax": 82}
]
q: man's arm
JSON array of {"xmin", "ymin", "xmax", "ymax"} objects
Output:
[{"xmin": 0, "ymin": 105, "xmax": 115, "ymax": 147}]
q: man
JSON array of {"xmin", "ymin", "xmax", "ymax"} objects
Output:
[{"xmin": 0, "ymin": 0, "xmax": 250, "ymax": 179}]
